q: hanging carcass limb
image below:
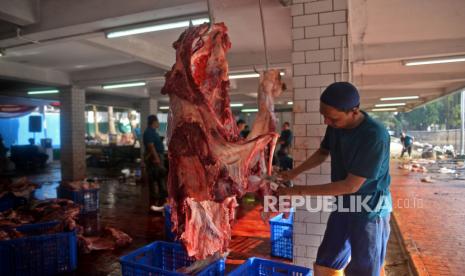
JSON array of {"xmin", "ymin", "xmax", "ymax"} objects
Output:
[{"xmin": 162, "ymin": 23, "xmax": 285, "ymax": 259}]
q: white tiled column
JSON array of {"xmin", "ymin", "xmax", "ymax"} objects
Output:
[
  {"xmin": 60, "ymin": 86, "xmax": 86, "ymax": 181},
  {"xmin": 140, "ymin": 97, "xmax": 158, "ymax": 133},
  {"xmin": 291, "ymin": 0, "xmax": 348, "ymax": 268}
]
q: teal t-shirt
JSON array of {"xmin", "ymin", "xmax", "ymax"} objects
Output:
[
  {"xmin": 143, "ymin": 128, "xmax": 165, "ymax": 154},
  {"xmin": 403, "ymin": 135, "xmax": 413, "ymax": 146},
  {"xmin": 321, "ymin": 111, "xmax": 392, "ymax": 220}
]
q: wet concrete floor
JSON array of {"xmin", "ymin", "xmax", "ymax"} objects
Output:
[{"xmin": 25, "ymin": 162, "xmax": 411, "ymax": 275}]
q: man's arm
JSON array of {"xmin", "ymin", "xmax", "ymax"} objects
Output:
[
  {"xmin": 279, "ymin": 173, "xmax": 366, "ymax": 196},
  {"xmin": 280, "ymin": 148, "xmax": 329, "ymax": 180}
]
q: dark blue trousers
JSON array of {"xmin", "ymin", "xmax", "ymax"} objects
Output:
[{"xmin": 315, "ymin": 212, "xmax": 390, "ymax": 276}]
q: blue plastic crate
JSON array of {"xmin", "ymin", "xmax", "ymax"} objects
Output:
[
  {"xmin": 0, "ymin": 193, "xmax": 28, "ymax": 212},
  {"xmin": 229, "ymin": 257, "xmax": 312, "ymax": 276},
  {"xmin": 0, "ymin": 221, "xmax": 78, "ymax": 276},
  {"xmin": 164, "ymin": 205, "xmax": 176, "ymax": 241},
  {"xmin": 120, "ymin": 241, "xmax": 225, "ymax": 276},
  {"xmin": 270, "ymin": 209, "xmax": 294, "ymax": 259},
  {"xmin": 57, "ymin": 186, "xmax": 99, "ymax": 214}
]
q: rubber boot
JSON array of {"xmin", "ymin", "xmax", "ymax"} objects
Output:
[
  {"xmin": 314, "ymin": 263, "xmax": 344, "ymax": 276},
  {"xmin": 380, "ymin": 263, "xmax": 386, "ymax": 276}
]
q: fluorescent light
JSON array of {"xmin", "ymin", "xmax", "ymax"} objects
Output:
[
  {"xmin": 404, "ymin": 55, "xmax": 465, "ymax": 66},
  {"xmin": 191, "ymin": 18, "xmax": 210, "ymax": 25},
  {"xmin": 229, "ymin": 73, "xmax": 260, "ymax": 80},
  {"xmin": 159, "ymin": 106, "xmax": 169, "ymax": 110},
  {"xmin": 241, "ymin": 108, "xmax": 259, "ymax": 113},
  {"xmin": 107, "ymin": 21, "xmax": 190, "ymax": 38},
  {"xmin": 230, "ymin": 103, "xmax": 244, "ymax": 107},
  {"xmin": 371, "ymin": 108, "xmax": 397, "ymax": 112},
  {"xmin": 106, "ymin": 18, "xmax": 210, "ymax": 38},
  {"xmin": 102, "ymin": 82, "xmax": 146, "ymax": 89},
  {"xmin": 229, "ymin": 71, "xmax": 284, "ymax": 80},
  {"xmin": 375, "ymin": 103, "xmax": 406, "ymax": 107},
  {"xmin": 28, "ymin": 89, "xmax": 59, "ymax": 95},
  {"xmin": 380, "ymin": 96, "xmax": 419, "ymax": 101},
  {"xmin": 287, "ymin": 101, "xmax": 293, "ymax": 105}
]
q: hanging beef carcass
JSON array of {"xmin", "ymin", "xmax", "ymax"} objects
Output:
[{"xmin": 161, "ymin": 23, "xmax": 285, "ymax": 259}]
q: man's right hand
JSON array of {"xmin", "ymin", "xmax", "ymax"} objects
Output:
[{"xmin": 279, "ymin": 170, "xmax": 298, "ymax": 182}]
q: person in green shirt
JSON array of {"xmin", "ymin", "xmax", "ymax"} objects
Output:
[
  {"xmin": 278, "ymin": 82, "xmax": 391, "ymax": 276},
  {"xmin": 143, "ymin": 115, "xmax": 167, "ymax": 212}
]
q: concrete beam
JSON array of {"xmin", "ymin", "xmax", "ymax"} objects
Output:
[
  {"xmin": 0, "ymin": 90, "xmax": 60, "ymax": 102},
  {"xmin": 227, "ymin": 51, "xmax": 292, "ymax": 68},
  {"xmin": 71, "ymin": 62, "xmax": 165, "ymax": 87},
  {"xmin": 359, "ymin": 88, "xmax": 442, "ymax": 99},
  {"xmin": 354, "ymin": 73, "xmax": 465, "ymax": 88},
  {"xmin": 0, "ymin": 95, "xmax": 54, "ymax": 105},
  {"xmin": 0, "ymin": 0, "xmax": 206, "ymax": 48},
  {"xmin": 0, "ymin": 0, "xmax": 38, "ymax": 26},
  {"xmin": 444, "ymin": 82, "xmax": 465, "ymax": 96},
  {"xmin": 353, "ymin": 38, "xmax": 465, "ymax": 64},
  {"xmin": 0, "ymin": 60, "xmax": 70, "ymax": 86},
  {"xmin": 86, "ymin": 86, "xmax": 149, "ymax": 99},
  {"xmin": 229, "ymin": 62, "xmax": 292, "ymax": 73},
  {"xmin": 86, "ymin": 92, "xmax": 140, "ymax": 109},
  {"xmin": 83, "ymin": 36, "xmax": 174, "ymax": 70}
]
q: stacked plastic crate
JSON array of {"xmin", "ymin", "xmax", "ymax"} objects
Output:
[
  {"xmin": 270, "ymin": 208, "xmax": 294, "ymax": 259},
  {"xmin": 120, "ymin": 241, "xmax": 224, "ymax": 276},
  {"xmin": 0, "ymin": 221, "xmax": 77, "ymax": 275}
]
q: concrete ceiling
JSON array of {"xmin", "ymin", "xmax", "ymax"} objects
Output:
[
  {"xmin": 0, "ymin": 0, "xmax": 293, "ymax": 110},
  {"xmin": 4, "ymin": 41, "xmax": 134, "ymax": 71},
  {"xmin": 350, "ymin": 0, "xmax": 465, "ymax": 112},
  {"xmin": 0, "ymin": 0, "xmax": 464, "ymax": 113}
]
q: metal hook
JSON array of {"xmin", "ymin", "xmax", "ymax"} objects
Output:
[
  {"xmin": 253, "ymin": 65, "xmax": 260, "ymax": 74},
  {"xmin": 258, "ymin": 0, "xmax": 269, "ymax": 71},
  {"xmin": 207, "ymin": 0, "xmax": 215, "ymax": 31}
]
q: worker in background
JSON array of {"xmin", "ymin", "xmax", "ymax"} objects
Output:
[
  {"xmin": 400, "ymin": 131, "xmax": 414, "ymax": 158},
  {"xmin": 237, "ymin": 119, "xmax": 247, "ymax": 138},
  {"xmin": 277, "ymin": 146, "xmax": 293, "ymax": 171},
  {"xmin": 241, "ymin": 125, "xmax": 250, "ymax": 138},
  {"xmin": 276, "ymin": 122, "xmax": 293, "ymax": 171},
  {"xmin": 278, "ymin": 122, "xmax": 293, "ymax": 151},
  {"xmin": 143, "ymin": 115, "xmax": 167, "ymax": 213},
  {"xmin": 278, "ymin": 82, "xmax": 391, "ymax": 276}
]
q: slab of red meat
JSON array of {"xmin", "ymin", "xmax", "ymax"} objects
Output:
[
  {"xmin": 0, "ymin": 177, "xmax": 38, "ymax": 198},
  {"xmin": 161, "ymin": 23, "xmax": 285, "ymax": 259},
  {"xmin": 0, "ymin": 229, "xmax": 23, "ymax": 240},
  {"xmin": 32, "ymin": 199, "xmax": 81, "ymax": 231},
  {"xmin": 78, "ymin": 226, "xmax": 132, "ymax": 254}
]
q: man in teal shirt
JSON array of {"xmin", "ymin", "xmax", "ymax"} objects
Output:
[
  {"xmin": 400, "ymin": 131, "xmax": 414, "ymax": 158},
  {"xmin": 143, "ymin": 115, "xmax": 167, "ymax": 212},
  {"xmin": 279, "ymin": 82, "xmax": 391, "ymax": 276}
]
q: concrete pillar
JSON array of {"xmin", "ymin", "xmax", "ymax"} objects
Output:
[
  {"xmin": 461, "ymin": 90, "xmax": 465, "ymax": 155},
  {"xmin": 140, "ymin": 97, "xmax": 158, "ymax": 134},
  {"xmin": 291, "ymin": 0, "xmax": 349, "ymax": 267},
  {"xmin": 60, "ymin": 86, "xmax": 86, "ymax": 181}
]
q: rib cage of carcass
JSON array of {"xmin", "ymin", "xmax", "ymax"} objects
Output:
[{"xmin": 161, "ymin": 23, "xmax": 285, "ymax": 259}]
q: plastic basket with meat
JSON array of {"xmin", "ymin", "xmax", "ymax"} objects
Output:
[{"xmin": 0, "ymin": 220, "xmax": 77, "ymax": 275}]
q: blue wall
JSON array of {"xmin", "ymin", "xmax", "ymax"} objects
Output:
[{"xmin": 0, "ymin": 112, "xmax": 61, "ymax": 148}]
